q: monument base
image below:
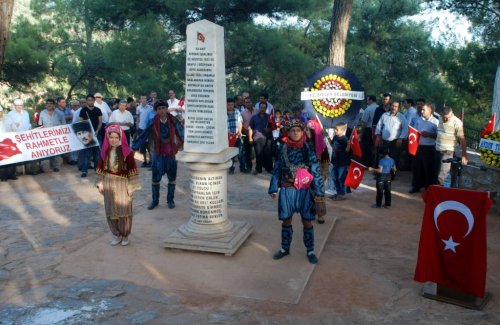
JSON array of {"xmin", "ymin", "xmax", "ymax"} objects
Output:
[
  {"xmin": 421, "ymin": 282, "xmax": 491, "ymax": 310},
  {"xmin": 164, "ymin": 221, "xmax": 253, "ymax": 256}
]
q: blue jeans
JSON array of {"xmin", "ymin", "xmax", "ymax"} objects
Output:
[
  {"xmin": 81, "ymin": 146, "xmax": 100, "ymax": 173},
  {"xmin": 331, "ymin": 164, "xmax": 347, "ymax": 196},
  {"xmin": 230, "ymin": 138, "xmax": 246, "ymax": 171}
]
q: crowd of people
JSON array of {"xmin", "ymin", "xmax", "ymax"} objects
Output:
[
  {"xmin": 227, "ymin": 91, "xmax": 467, "ymax": 195},
  {"xmin": 0, "ymin": 90, "xmax": 468, "ymax": 260}
]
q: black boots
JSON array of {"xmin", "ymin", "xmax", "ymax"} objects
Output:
[
  {"xmin": 167, "ymin": 183, "xmax": 175, "ymax": 209},
  {"xmin": 148, "ymin": 184, "xmax": 160, "ymax": 210}
]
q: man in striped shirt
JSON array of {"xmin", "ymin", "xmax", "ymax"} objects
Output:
[{"xmin": 435, "ymin": 106, "xmax": 468, "ymax": 186}]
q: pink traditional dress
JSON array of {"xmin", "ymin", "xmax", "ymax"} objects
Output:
[{"xmin": 96, "ymin": 125, "xmax": 140, "ymax": 239}]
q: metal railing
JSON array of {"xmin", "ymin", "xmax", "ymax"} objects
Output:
[{"xmin": 463, "ymin": 126, "xmax": 482, "ymax": 151}]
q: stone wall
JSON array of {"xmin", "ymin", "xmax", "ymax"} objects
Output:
[{"xmin": 460, "ymin": 152, "xmax": 500, "ymax": 216}]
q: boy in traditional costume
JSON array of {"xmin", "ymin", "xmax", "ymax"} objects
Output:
[
  {"xmin": 269, "ymin": 119, "xmax": 325, "ymax": 264},
  {"xmin": 147, "ymin": 101, "xmax": 183, "ymax": 210},
  {"xmin": 96, "ymin": 125, "xmax": 140, "ymax": 246}
]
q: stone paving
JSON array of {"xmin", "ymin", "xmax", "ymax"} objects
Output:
[{"xmin": 0, "ymin": 155, "xmax": 499, "ymax": 324}]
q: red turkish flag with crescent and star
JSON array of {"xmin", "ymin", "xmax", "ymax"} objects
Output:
[
  {"xmin": 197, "ymin": 32, "xmax": 205, "ymax": 43},
  {"xmin": 480, "ymin": 115, "xmax": 495, "ymax": 137},
  {"xmin": 349, "ymin": 128, "xmax": 362, "ymax": 158},
  {"xmin": 344, "ymin": 159, "xmax": 365, "ymax": 189},
  {"xmin": 414, "ymin": 185, "xmax": 492, "ymax": 298},
  {"xmin": 0, "ymin": 138, "xmax": 22, "ymax": 161},
  {"xmin": 408, "ymin": 125, "xmax": 420, "ymax": 156}
]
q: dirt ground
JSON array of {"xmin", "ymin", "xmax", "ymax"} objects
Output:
[{"xmin": 0, "ymin": 155, "xmax": 499, "ymax": 324}]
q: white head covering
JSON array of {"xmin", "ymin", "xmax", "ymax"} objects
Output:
[{"xmin": 13, "ymin": 99, "xmax": 23, "ymax": 106}]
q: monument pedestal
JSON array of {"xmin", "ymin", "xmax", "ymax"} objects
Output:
[
  {"xmin": 163, "ymin": 148, "xmax": 253, "ymax": 256},
  {"xmin": 421, "ymin": 282, "xmax": 491, "ymax": 310}
]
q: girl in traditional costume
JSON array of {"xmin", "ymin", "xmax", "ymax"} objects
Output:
[{"xmin": 96, "ymin": 125, "xmax": 141, "ymax": 246}]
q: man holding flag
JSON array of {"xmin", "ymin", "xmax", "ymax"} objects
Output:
[{"xmin": 409, "ymin": 103, "xmax": 439, "ymax": 193}]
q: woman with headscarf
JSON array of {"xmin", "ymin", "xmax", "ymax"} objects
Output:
[
  {"xmin": 305, "ymin": 119, "xmax": 330, "ymax": 224},
  {"xmin": 96, "ymin": 125, "xmax": 141, "ymax": 246}
]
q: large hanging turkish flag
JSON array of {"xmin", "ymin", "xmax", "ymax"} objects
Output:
[
  {"xmin": 344, "ymin": 159, "xmax": 365, "ymax": 189},
  {"xmin": 414, "ymin": 185, "xmax": 492, "ymax": 298},
  {"xmin": 408, "ymin": 126, "xmax": 420, "ymax": 156}
]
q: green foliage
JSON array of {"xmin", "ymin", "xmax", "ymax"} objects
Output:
[
  {"xmin": 101, "ymin": 14, "xmax": 185, "ymax": 98},
  {"xmin": 429, "ymin": 0, "xmax": 500, "ymax": 45},
  {"xmin": 435, "ymin": 43, "xmax": 499, "ymax": 127},
  {"xmin": 1, "ymin": 17, "xmax": 50, "ymax": 88},
  {"xmin": 0, "ymin": 0, "xmax": 497, "ymax": 128}
]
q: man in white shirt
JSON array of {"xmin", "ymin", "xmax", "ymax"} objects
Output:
[
  {"xmin": 0, "ymin": 105, "xmax": 17, "ymax": 181},
  {"xmin": 5, "ymin": 99, "xmax": 31, "ymax": 132},
  {"xmin": 254, "ymin": 92, "xmax": 274, "ymax": 114},
  {"xmin": 374, "ymin": 101, "xmax": 407, "ymax": 169},
  {"xmin": 5, "ymin": 99, "xmax": 38, "ymax": 174},
  {"xmin": 109, "ymin": 100, "xmax": 135, "ymax": 144},
  {"xmin": 94, "ymin": 92, "xmax": 112, "ymax": 142},
  {"xmin": 167, "ymin": 89, "xmax": 185, "ymax": 118}
]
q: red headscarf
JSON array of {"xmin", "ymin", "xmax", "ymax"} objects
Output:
[{"xmin": 100, "ymin": 125, "xmax": 132, "ymax": 160}]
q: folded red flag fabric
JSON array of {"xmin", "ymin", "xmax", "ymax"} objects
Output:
[
  {"xmin": 349, "ymin": 128, "xmax": 362, "ymax": 158},
  {"xmin": 228, "ymin": 132, "xmax": 238, "ymax": 147},
  {"xmin": 408, "ymin": 126, "xmax": 420, "ymax": 156},
  {"xmin": 480, "ymin": 115, "xmax": 495, "ymax": 137},
  {"xmin": 344, "ymin": 159, "xmax": 365, "ymax": 189},
  {"xmin": 414, "ymin": 185, "xmax": 492, "ymax": 298}
]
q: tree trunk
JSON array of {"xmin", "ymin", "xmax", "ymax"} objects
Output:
[
  {"xmin": 0, "ymin": 0, "xmax": 15, "ymax": 75},
  {"xmin": 327, "ymin": 0, "xmax": 353, "ymax": 67},
  {"xmin": 84, "ymin": 18, "xmax": 95, "ymax": 94},
  {"xmin": 492, "ymin": 62, "xmax": 500, "ymax": 131}
]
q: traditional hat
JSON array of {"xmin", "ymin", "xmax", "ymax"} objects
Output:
[
  {"xmin": 94, "ymin": 92, "xmax": 103, "ymax": 98},
  {"xmin": 13, "ymin": 99, "xmax": 23, "ymax": 106},
  {"xmin": 286, "ymin": 118, "xmax": 305, "ymax": 131},
  {"xmin": 154, "ymin": 100, "xmax": 168, "ymax": 110}
]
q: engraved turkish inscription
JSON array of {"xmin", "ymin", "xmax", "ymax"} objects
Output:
[
  {"xmin": 190, "ymin": 175, "xmax": 225, "ymax": 224},
  {"xmin": 185, "ymin": 46, "xmax": 216, "ymax": 146}
]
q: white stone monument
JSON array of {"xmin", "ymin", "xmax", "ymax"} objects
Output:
[{"xmin": 163, "ymin": 19, "xmax": 253, "ymax": 256}]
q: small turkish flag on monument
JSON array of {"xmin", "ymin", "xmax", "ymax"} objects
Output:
[
  {"xmin": 344, "ymin": 159, "xmax": 365, "ymax": 189},
  {"xmin": 414, "ymin": 186, "xmax": 491, "ymax": 298},
  {"xmin": 349, "ymin": 128, "xmax": 362, "ymax": 158},
  {"xmin": 197, "ymin": 32, "xmax": 205, "ymax": 43},
  {"xmin": 408, "ymin": 126, "xmax": 420, "ymax": 156}
]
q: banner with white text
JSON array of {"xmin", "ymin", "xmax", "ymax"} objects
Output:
[{"xmin": 0, "ymin": 120, "xmax": 99, "ymax": 166}]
